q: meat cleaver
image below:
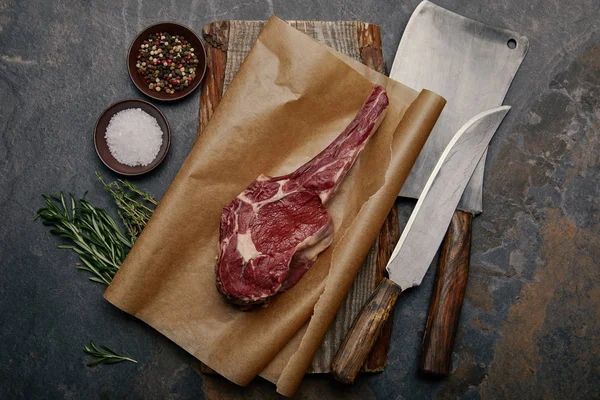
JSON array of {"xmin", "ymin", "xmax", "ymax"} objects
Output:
[{"xmin": 332, "ymin": 0, "xmax": 528, "ymax": 381}]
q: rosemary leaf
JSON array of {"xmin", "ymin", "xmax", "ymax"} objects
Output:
[
  {"xmin": 37, "ymin": 176, "xmax": 158, "ymax": 288},
  {"xmin": 83, "ymin": 341, "xmax": 137, "ymax": 366},
  {"xmin": 35, "ymin": 193, "xmax": 133, "ymax": 286}
]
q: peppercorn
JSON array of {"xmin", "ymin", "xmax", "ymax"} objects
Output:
[{"xmin": 135, "ymin": 31, "xmax": 200, "ymax": 95}]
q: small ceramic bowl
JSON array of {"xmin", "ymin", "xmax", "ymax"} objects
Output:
[
  {"xmin": 127, "ymin": 22, "xmax": 207, "ymax": 101},
  {"xmin": 94, "ymin": 99, "xmax": 171, "ymax": 176}
]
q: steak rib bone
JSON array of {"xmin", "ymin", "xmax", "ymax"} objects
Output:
[{"xmin": 216, "ymin": 86, "xmax": 389, "ymax": 307}]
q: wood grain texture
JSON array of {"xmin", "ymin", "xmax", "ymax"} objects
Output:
[
  {"xmin": 357, "ymin": 23, "xmax": 384, "ymax": 73},
  {"xmin": 199, "ymin": 21, "xmax": 229, "ymax": 139},
  {"xmin": 331, "ymin": 278, "xmax": 402, "ymax": 384},
  {"xmin": 197, "ymin": 22, "xmax": 229, "ymax": 375},
  {"xmin": 196, "ymin": 20, "xmax": 398, "ymax": 375},
  {"xmin": 356, "ymin": 22, "xmax": 400, "ymax": 373},
  {"xmin": 365, "ymin": 203, "xmax": 399, "ymax": 371},
  {"xmin": 420, "ymin": 210, "xmax": 473, "ymax": 376}
]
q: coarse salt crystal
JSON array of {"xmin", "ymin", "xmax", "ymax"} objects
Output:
[{"xmin": 105, "ymin": 108, "xmax": 163, "ymax": 167}]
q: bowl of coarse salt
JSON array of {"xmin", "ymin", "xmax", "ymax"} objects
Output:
[{"xmin": 94, "ymin": 99, "xmax": 170, "ymax": 176}]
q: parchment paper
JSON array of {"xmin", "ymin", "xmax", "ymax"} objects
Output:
[{"xmin": 105, "ymin": 16, "xmax": 445, "ymax": 397}]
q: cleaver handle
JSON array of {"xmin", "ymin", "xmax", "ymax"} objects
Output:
[
  {"xmin": 331, "ymin": 278, "xmax": 402, "ymax": 384},
  {"xmin": 420, "ymin": 209, "xmax": 473, "ymax": 376}
]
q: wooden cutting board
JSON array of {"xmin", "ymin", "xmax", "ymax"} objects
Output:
[{"xmin": 196, "ymin": 20, "xmax": 400, "ymax": 374}]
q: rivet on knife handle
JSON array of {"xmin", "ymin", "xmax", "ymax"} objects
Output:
[
  {"xmin": 331, "ymin": 278, "xmax": 402, "ymax": 384},
  {"xmin": 420, "ymin": 209, "xmax": 472, "ymax": 376}
]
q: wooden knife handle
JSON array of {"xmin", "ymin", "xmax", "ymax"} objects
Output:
[
  {"xmin": 420, "ymin": 209, "xmax": 473, "ymax": 376},
  {"xmin": 332, "ymin": 278, "xmax": 402, "ymax": 384}
]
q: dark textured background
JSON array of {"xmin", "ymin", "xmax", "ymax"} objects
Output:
[{"xmin": 1, "ymin": 0, "xmax": 599, "ymax": 398}]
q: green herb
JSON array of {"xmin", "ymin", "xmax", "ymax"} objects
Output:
[
  {"xmin": 96, "ymin": 172, "xmax": 158, "ymax": 240},
  {"xmin": 83, "ymin": 341, "xmax": 138, "ymax": 366},
  {"xmin": 37, "ymin": 183, "xmax": 156, "ymax": 368},
  {"xmin": 35, "ymin": 193, "xmax": 133, "ymax": 286}
]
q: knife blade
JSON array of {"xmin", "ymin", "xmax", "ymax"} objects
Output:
[
  {"xmin": 386, "ymin": 106, "xmax": 509, "ymax": 287},
  {"xmin": 331, "ymin": 106, "xmax": 509, "ymax": 384}
]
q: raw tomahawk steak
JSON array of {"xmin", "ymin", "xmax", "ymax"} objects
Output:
[{"xmin": 216, "ymin": 86, "xmax": 389, "ymax": 307}]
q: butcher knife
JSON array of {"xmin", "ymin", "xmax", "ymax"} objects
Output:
[
  {"xmin": 331, "ymin": 106, "xmax": 510, "ymax": 384},
  {"xmin": 333, "ymin": 0, "xmax": 529, "ymax": 379}
]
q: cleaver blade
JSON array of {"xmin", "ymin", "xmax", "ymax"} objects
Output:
[{"xmin": 391, "ymin": 0, "xmax": 528, "ymax": 212}]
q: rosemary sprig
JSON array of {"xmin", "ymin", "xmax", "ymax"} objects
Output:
[
  {"xmin": 35, "ymin": 193, "xmax": 134, "ymax": 285},
  {"xmin": 95, "ymin": 172, "xmax": 158, "ymax": 240},
  {"xmin": 83, "ymin": 341, "xmax": 138, "ymax": 366}
]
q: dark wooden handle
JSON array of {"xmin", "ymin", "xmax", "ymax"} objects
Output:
[
  {"xmin": 332, "ymin": 278, "xmax": 402, "ymax": 384},
  {"xmin": 420, "ymin": 210, "xmax": 473, "ymax": 376}
]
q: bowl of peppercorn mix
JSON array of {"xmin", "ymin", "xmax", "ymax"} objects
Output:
[{"xmin": 128, "ymin": 22, "xmax": 207, "ymax": 101}]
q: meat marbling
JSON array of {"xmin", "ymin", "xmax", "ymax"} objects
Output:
[{"xmin": 216, "ymin": 86, "xmax": 389, "ymax": 307}]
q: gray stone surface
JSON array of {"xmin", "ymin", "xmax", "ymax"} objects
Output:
[{"xmin": 1, "ymin": 0, "xmax": 599, "ymax": 398}]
